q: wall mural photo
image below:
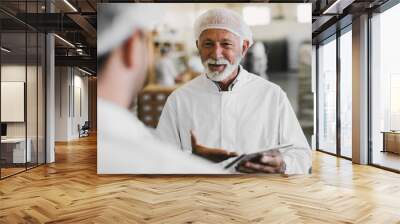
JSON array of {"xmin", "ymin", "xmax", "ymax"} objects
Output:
[{"xmin": 97, "ymin": 3, "xmax": 313, "ymax": 175}]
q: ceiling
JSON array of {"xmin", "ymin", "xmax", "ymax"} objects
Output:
[
  {"xmin": 311, "ymin": 0, "xmax": 391, "ymax": 43},
  {"xmin": 0, "ymin": 0, "xmax": 97, "ymax": 74},
  {"xmin": 0, "ymin": 0, "xmax": 395, "ymax": 73}
]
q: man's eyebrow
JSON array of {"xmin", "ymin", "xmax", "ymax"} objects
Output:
[{"xmin": 221, "ymin": 39, "xmax": 234, "ymax": 43}]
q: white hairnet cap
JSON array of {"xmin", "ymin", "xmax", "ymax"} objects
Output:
[
  {"xmin": 97, "ymin": 4, "xmax": 162, "ymax": 56},
  {"xmin": 194, "ymin": 8, "xmax": 253, "ymax": 46}
]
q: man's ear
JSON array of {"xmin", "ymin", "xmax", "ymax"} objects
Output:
[
  {"xmin": 122, "ymin": 31, "xmax": 141, "ymax": 69},
  {"xmin": 196, "ymin": 40, "xmax": 199, "ymax": 50},
  {"xmin": 241, "ymin": 40, "xmax": 250, "ymax": 56}
]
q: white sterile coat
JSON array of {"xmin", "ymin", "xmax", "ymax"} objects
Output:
[
  {"xmin": 156, "ymin": 67, "xmax": 312, "ymax": 175},
  {"xmin": 97, "ymin": 98, "xmax": 226, "ymax": 174}
]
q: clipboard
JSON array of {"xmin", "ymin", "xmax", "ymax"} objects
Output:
[{"xmin": 224, "ymin": 144, "xmax": 293, "ymax": 169}]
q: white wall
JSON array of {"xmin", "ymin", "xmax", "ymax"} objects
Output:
[
  {"xmin": 1, "ymin": 82, "xmax": 25, "ymax": 122},
  {"xmin": 1, "ymin": 65, "xmax": 26, "ymax": 132},
  {"xmin": 55, "ymin": 66, "xmax": 69, "ymax": 141},
  {"xmin": 71, "ymin": 73, "xmax": 89, "ymax": 138},
  {"xmin": 1, "ymin": 64, "xmax": 46, "ymax": 164},
  {"xmin": 55, "ymin": 67, "xmax": 89, "ymax": 141},
  {"xmin": 1, "ymin": 65, "xmax": 38, "ymax": 138}
]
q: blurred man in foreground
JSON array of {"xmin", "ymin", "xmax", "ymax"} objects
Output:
[{"xmin": 97, "ymin": 4, "xmax": 226, "ymax": 174}]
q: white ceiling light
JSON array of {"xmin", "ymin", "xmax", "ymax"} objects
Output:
[
  {"xmin": 242, "ymin": 6, "xmax": 271, "ymax": 26},
  {"xmin": 1, "ymin": 47, "xmax": 11, "ymax": 53},
  {"xmin": 323, "ymin": 0, "xmax": 341, "ymax": 14},
  {"xmin": 63, "ymin": 0, "xmax": 78, "ymax": 12},
  {"xmin": 78, "ymin": 67, "xmax": 93, "ymax": 76},
  {"xmin": 297, "ymin": 4, "xmax": 312, "ymax": 23},
  {"xmin": 322, "ymin": 0, "xmax": 355, "ymax": 15},
  {"xmin": 54, "ymin": 34, "xmax": 75, "ymax": 48}
]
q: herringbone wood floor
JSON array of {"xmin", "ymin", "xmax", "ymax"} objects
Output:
[{"xmin": 1, "ymin": 134, "xmax": 400, "ymax": 223}]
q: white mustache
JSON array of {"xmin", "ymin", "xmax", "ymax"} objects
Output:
[
  {"xmin": 205, "ymin": 58, "xmax": 230, "ymax": 65},
  {"xmin": 202, "ymin": 55, "xmax": 241, "ymax": 82}
]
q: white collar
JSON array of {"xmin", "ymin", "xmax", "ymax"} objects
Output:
[{"xmin": 202, "ymin": 65, "xmax": 251, "ymax": 92}]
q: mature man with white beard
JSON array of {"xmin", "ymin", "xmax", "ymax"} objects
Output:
[{"xmin": 156, "ymin": 8, "xmax": 312, "ymax": 175}]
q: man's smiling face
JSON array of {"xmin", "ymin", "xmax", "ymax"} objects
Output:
[{"xmin": 197, "ymin": 29, "xmax": 244, "ymax": 81}]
